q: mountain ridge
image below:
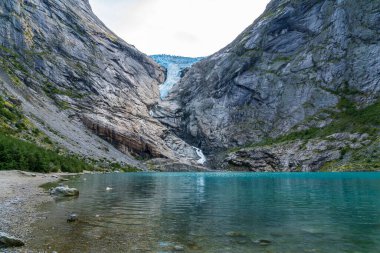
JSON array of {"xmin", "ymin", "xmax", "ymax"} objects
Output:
[
  {"xmin": 154, "ymin": 0, "xmax": 380, "ymax": 171},
  {"xmin": 0, "ymin": 0, "xmax": 379, "ymax": 172},
  {"xmin": 0, "ymin": 0, "xmax": 204, "ymax": 171}
]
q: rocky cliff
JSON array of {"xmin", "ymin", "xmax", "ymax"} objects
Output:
[
  {"xmin": 155, "ymin": 0, "xmax": 380, "ymax": 171},
  {"xmin": 1, "ymin": 0, "xmax": 378, "ymax": 172},
  {"xmin": 0, "ymin": 0, "xmax": 201, "ymax": 169}
]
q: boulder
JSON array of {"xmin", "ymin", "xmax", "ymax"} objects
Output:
[
  {"xmin": 0, "ymin": 232, "xmax": 25, "ymax": 248},
  {"xmin": 50, "ymin": 186, "xmax": 79, "ymax": 197}
]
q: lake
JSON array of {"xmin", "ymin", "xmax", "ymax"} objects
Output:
[{"xmin": 29, "ymin": 172, "xmax": 380, "ymax": 252}]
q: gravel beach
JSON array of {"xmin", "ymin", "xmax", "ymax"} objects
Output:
[{"xmin": 0, "ymin": 170, "xmax": 76, "ymax": 250}]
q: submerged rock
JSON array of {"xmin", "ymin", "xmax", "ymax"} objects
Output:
[
  {"xmin": 173, "ymin": 245, "xmax": 185, "ymax": 251},
  {"xmin": 50, "ymin": 186, "xmax": 79, "ymax": 197},
  {"xmin": 225, "ymin": 231, "xmax": 246, "ymax": 237},
  {"xmin": 67, "ymin": 213, "xmax": 78, "ymax": 223},
  {"xmin": 253, "ymin": 239, "xmax": 272, "ymax": 246},
  {"xmin": 0, "ymin": 232, "xmax": 25, "ymax": 248}
]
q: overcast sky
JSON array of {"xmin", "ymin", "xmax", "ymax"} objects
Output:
[{"xmin": 89, "ymin": 0, "xmax": 270, "ymax": 57}]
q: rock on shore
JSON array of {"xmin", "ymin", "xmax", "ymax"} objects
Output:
[
  {"xmin": 0, "ymin": 171, "xmax": 76, "ymax": 247},
  {"xmin": 50, "ymin": 186, "xmax": 79, "ymax": 197},
  {"xmin": 0, "ymin": 232, "xmax": 25, "ymax": 248}
]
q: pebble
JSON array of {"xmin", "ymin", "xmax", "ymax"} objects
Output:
[{"xmin": 173, "ymin": 245, "xmax": 185, "ymax": 251}]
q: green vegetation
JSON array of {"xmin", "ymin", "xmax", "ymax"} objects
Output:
[
  {"xmin": 0, "ymin": 95, "xmax": 142, "ymax": 173},
  {"xmin": 0, "ymin": 97, "xmax": 23, "ymax": 125},
  {"xmin": 0, "ymin": 133, "xmax": 91, "ymax": 172},
  {"xmin": 55, "ymin": 100, "xmax": 71, "ymax": 110},
  {"xmin": 0, "ymin": 45, "xmax": 81, "ymax": 111},
  {"xmin": 0, "ymin": 96, "xmax": 31, "ymax": 136},
  {"xmin": 0, "ymin": 45, "xmax": 28, "ymax": 86},
  {"xmin": 231, "ymin": 98, "xmax": 380, "ymax": 152},
  {"xmin": 109, "ymin": 162, "xmax": 140, "ymax": 172},
  {"xmin": 324, "ymin": 162, "xmax": 380, "ymax": 172},
  {"xmin": 43, "ymin": 82, "xmax": 84, "ymax": 99},
  {"xmin": 0, "ymin": 127, "xmax": 141, "ymax": 173},
  {"xmin": 0, "ymin": 95, "xmax": 54, "ymax": 148},
  {"xmin": 0, "ymin": 95, "xmax": 140, "ymax": 173},
  {"xmin": 228, "ymin": 97, "xmax": 380, "ymax": 171},
  {"xmin": 321, "ymin": 137, "xmax": 380, "ymax": 172},
  {"xmin": 272, "ymin": 56, "xmax": 292, "ymax": 62}
]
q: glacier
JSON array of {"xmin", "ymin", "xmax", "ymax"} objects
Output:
[{"xmin": 150, "ymin": 55, "xmax": 203, "ymax": 99}]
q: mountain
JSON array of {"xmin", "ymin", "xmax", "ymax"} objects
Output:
[
  {"xmin": 154, "ymin": 0, "xmax": 380, "ymax": 171},
  {"xmin": 1, "ymin": 0, "xmax": 379, "ymax": 172},
  {"xmin": 0, "ymin": 0, "xmax": 203, "ymax": 170}
]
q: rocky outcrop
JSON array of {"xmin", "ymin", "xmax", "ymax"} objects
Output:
[
  {"xmin": 223, "ymin": 133, "xmax": 373, "ymax": 172},
  {"xmin": 155, "ymin": 0, "xmax": 380, "ymax": 166},
  {"xmin": 0, "ymin": 0, "xmax": 200, "ymax": 167},
  {"xmin": 146, "ymin": 158, "xmax": 211, "ymax": 172}
]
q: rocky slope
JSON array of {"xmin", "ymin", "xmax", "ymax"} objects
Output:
[
  {"xmin": 224, "ymin": 133, "xmax": 378, "ymax": 172},
  {"xmin": 154, "ymin": 0, "xmax": 380, "ymax": 171},
  {"xmin": 0, "ymin": 0, "xmax": 201, "ymax": 169}
]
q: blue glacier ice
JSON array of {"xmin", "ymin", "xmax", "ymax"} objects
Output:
[{"xmin": 151, "ymin": 55, "xmax": 203, "ymax": 99}]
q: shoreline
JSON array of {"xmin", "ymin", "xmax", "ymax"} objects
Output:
[
  {"xmin": 1, "ymin": 170, "xmax": 378, "ymax": 251},
  {"xmin": 0, "ymin": 170, "xmax": 78, "ymax": 250}
]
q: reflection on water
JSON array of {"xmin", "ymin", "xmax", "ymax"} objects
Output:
[{"xmin": 29, "ymin": 173, "xmax": 380, "ymax": 252}]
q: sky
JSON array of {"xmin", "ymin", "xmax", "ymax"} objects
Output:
[{"xmin": 89, "ymin": 0, "xmax": 270, "ymax": 57}]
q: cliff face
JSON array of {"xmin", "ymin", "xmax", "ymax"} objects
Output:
[
  {"xmin": 1, "ymin": 0, "xmax": 379, "ymax": 171},
  {"xmin": 0, "ymin": 0, "xmax": 200, "ymax": 166},
  {"xmin": 155, "ymin": 0, "xmax": 380, "ymax": 171}
]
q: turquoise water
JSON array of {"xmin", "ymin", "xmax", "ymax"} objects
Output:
[{"xmin": 30, "ymin": 173, "xmax": 380, "ymax": 252}]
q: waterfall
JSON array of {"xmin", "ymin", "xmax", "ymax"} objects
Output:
[{"xmin": 193, "ymin": 146, "xmax": 206, "ymax": 165}]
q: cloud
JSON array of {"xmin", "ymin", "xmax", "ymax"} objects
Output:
[{"xmin": 89, "ymin": 0, "xmax": 269, "ymax": 57}]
